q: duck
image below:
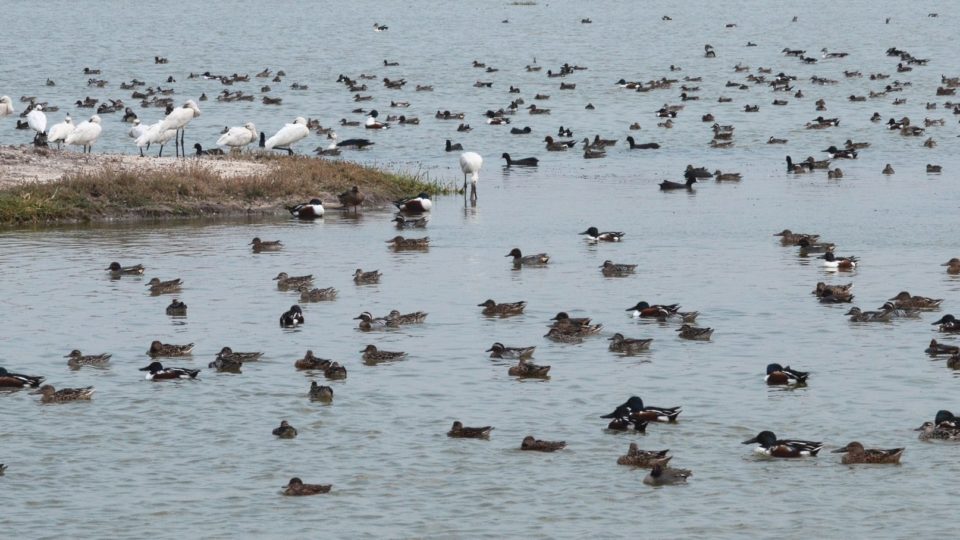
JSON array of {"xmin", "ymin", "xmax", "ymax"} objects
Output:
[
  {"xmin": 832, "ymin": 442, "xmax": 903, "ymax": 464},
  {"xmin": 888, "ymin": 291, "xmax": 943, "ymax": 310},
  {"xmin": 827, "ymin": 168, "xmax": 844, "ymax": 179},
  {"xmin": 139, "ymin": 361, "xmax": 200, "ymax": 380},
  {"xmin": 643, "ymin": 464, "xmax": 692, "ymax": 486},
  {"xmin": 208, "ymin": 355, "xmax": 243, "ymax": 372},
  {"xmin": 505, "ymin": 248, "xmax": 549, "ymax": 266},
  {"xmin": 617, "ymin": 445, "xmax": 671, "ymax": 468},
  {"xmin": 386, "ymin": 310, "xmax": 428, "ymax": 325},
  {"xmin": 767, "ymin": 136, "xmax": 788, "ymax": 145},
  {"xmin": 393, "ymin": 215, "xmax": 428, "ymax": 228},
  {"xmin": 298, "ymin": 287, "xmax": 338, "ymax": 302},
  {"xmin": 478, "ymin": 299, "xmax": 527, "ymax": 316},
  {"xmin": 878, "ymin": 303, "xmax": 922, "ymax": 318},
  {"xmin": 765, "ymin": 363, "xmax": 809, "ymax": 385},
  {"xmin": 280, "ymin": 305, "xmax": 305, "ymax": 327},
  {"xmin": 146, "ymin": 341, "xmax": 194, "ymax": 357},
  {"xmin": 659, "ymin": 178, "xmax": 696, "ymax": 190},
  {"xmin": 250, "ymin": 237, "xmax": 283, "ymax": 252},
  {"xmin": 393, "ymin": 192, "xmax": 433, "ymax": 213},
  {"xmin": 354, "ymin": 311, "xmax": 390, "ymax": 330},
  {"xmin": 608, "ymin": 333, "xmax": 653, "ymax": 354},
  {"xmin": 147, "ymin": 278, "xmax": 182, "ymax": 295},
  {"xmin": 823, "ymin": 145, "xmax": 857, "ymax": 159},
  {"xmin": 742, "ymin": 430, "xmax": 823, "ymax": 457},
  {"xmin": 579, "ymin": 227, "xmax": 624, "ymax": 242},
  {"xmin": 386, "ymin": 236, "xmax": 430, "ymax": 249},
  {"xmin": 165, "ymin": 299, "xmax": 187, "ymax": 316},
  {"xmin": 543, "ymin": 136, "xmax": 575, "ymax": 151},
  {"xmin": 360, "ymin": 345, "xmax": 407, "ymax": 363},
  {"xmin": 287, "ymin": 198, "xmax": 324, "ymax": 219},
  {"xmin": 601, "ymin": 396, "xmax": 681, "ymax": 423},
  {"xmin": 193, "ymin": 143, "xmax": 224, "ymax": 156},
  {"xmin": 798, "ymin": 238, "xmax": 836, "ymax": 254},
  {"xmin": 677, "ymin": 324, "xmax": 713, "ymax": 340},
  {"xmin": 845, "ymin": 307, "xmax": 893, "ymax": 322},
  {"xmin": 882, "ymin": 164, "xmax": 895, "ymax": 175},
  {"xmin": 774, "ymin": 229, "xmax": 820, "ymax": 245},
  {"xmin": 932, "ymin": 314, "xmax": 960, "ymax": 332},
  {"xmin": 105, "ymin": 262, "xmax": 145, "ymax": 276},
  {"xmin": 625, "ymin": 301, "xmax": 679, "ymax": 318},
  {"xmin": 324, "ymin": 362, "xmax": 347, "ymax": 380},
  {"xmin": 353, "ymin": 269, "xmax": 382, "ymax": 284},
  {"xmin": 274, "ymin": 272, "xmax": 313, "ymax": 290},
  {"xmin": 926, "ymin": 339, "xmax": 959, "ymax": 356},
  {"xmin": 282, "ymin": 477, "xmax": 331, "ymax": 496},
  {"xmin": 444, "ymin": 139, "xmax": 463, "ymax": 152},
  {"xmin": 942, "ymin": 258, "xmax": 960, "ymax": 274},
  {"xmin": 600, "ymin": 260, "xmax": 637, "ymax": 277},
  {"xmin": 0, "ymin": 367, "xmax": 44, "ymax": 388},
  {"xmin": 364, "ymin": 110, "xmax": 389, "ymax": 129},
  {"xmin": 272, "ymin": 420, "xmax": 298, "ymax": 439},
  {"xmin": 813, "ymin": 282, "xmax": 853, "ymax": 299},
  {"xmin": 447, "ymin": 421, "xmax": 493, "ymax": 439},
  {"xmin": 295, "ymin": 350, "xmax": 332, "ymax": 370},
  {"xmin": 625, "ymin": 136, "xmax": 660, "ymax": 149},
  {"xmin": 509, "ymin": 127, "xmax": 532, "ymax": 135},
  {"xmin": 33, "ymin": 385, "xmax": 95, "ymax": 403},
  {"xmin": 714, "ymin": 170, "xmax": 742, "ymax": 181},
  {"xmin": 821, "ymin": 252, "xmax": 857, "ymax": 270},
  {"xmin": 508, "ymin": 358, "xmax": 551, "ymax": 378},
  {"xmin": 520, "ymin": 436, "xmax": 565, "ymax": 452},
  {"xmin": 337, "ymin": 186, "xmax": 366, "ymax": 213},
  {"xmin": 216, "ymin": 347, "xmax": 263, "ymax": 362},
  {"xmin": 64, "ymin": 349, "xmax": 111, "ymax": 368},
  {"xmin": 927, "ymin": 164, "xmax": 942, "ymax": 173},
  {"xmin": 915, "ymin": 421, "xmax": 960, "ymax": 441},
  {"xmin": 501, "ymin": 153, "xmax": 539, "ymax": 166},
  {"xmin": 486, "ymin": 342, "xmax": 535, "ymax": 359},
  {"xmin": 549, "ymin": 312, "xmax": 602, "ymax": 333},
  {"xmin": 543, "ymin": 328, "xmax": 584, "ymax": 344}
]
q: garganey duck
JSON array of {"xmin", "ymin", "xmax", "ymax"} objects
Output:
[
  {"xmin": 386, "ymin": 236, "xmax": 429, "ymax": 249},
  {"xmin": 274, "ymin": 272, "xmax": 313, "ymax": 290},
  {"xmin": 508, "ymin": 358, "xmax": 551, "ymax": 378},
  {"xmin": 353, "ymin": 269, "xmax": 382, "ymax": 284},
  {"xmin": 250, "ymin": 237, "xmax": 282, "ymax": 252},
  {"xmin": 147, "ymin": 278, "xmax": 182, "ymax": 295},
  {"xmin": 106, "ymin": 262, "xmax": 145, "ymax": 276},
  {"xmin": 742, "ymin": 430, "xmax": 823, "ymax": 457},
  {"xmin": 354, "ymin": 311, "xmax": 390, "ymax": 331},
  {"xmin": 608, "ymin": 333, "xmax": 653, "ymax": 354},
  {"xmin": 845, "ymin": 307, "xmax": 893, "ymax": 322},
  {"xmin": 386, "ymin": 310, "xmax": 427, "ymax": 325},
  {"xmin": 65, "ymin": 349, "xmax": 111, "ymax": 368},
  {"xmin": 600, "ymin": 260, "xmax": 637, "ymax": 277},
  {"xmin": 617, "ymin": 444, "xmax": 671, "ymax": 467},
  {"xmin": 294, "ymin": 350, "xmax": 332, "ymax": 370},
  {"xmin": 486, "ymin": 342, "xmax": 535, "ymax": 359},
  {"xmin": 478, "ymin": 299, "xmax": 527, "ymax": 317},
  {"xmin": 146, "ymin": 341, "xmax": 194, "ymax": 357},
  {"xmin": 299, "ymin": 287, "xmax": 337, "ymax": 302},
  {"xmin": 677, "ymin": 324, "xmax": 713, "ymax": 340},
  {"xmin": 643, "ymin": 464, "xmax": 692, "ymax": 486},
  {"xmin": 360, "ymin": 345, "xmax": 407, "ymax": 363}
]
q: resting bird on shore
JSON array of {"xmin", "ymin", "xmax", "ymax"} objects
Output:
[
  {"xmin": 47, "ymin": 115, "xmax": 74, "ymax": 149},
  {"xmin": 159, "ymin": 99, "xmax": 201, "ymax": 157},
  {"xmin": 65, "ymin": 115, "xmax": 102, "ymax": 154},
  {"xmin": 216, "ymin": 122, "xmax": 258, "ymax": 151},
  {"xmin": 263, "ymin": 117, "xmax": 309, "ymax": 154}
]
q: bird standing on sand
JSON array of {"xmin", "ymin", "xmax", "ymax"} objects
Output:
[
  {"xmin": 65, "ymin": 115, "xmax": 103, "ymax": 154},
  {"xmin": 264, "ymin": 117, "xmax": 310, "ymax": 154},
  {"xmin": 159, "ymin": 99, "xmax": 201, "ymax": 157},
  {"xmin": 217, "ymin": 122, "xmax": 258, "ymax": 151}
]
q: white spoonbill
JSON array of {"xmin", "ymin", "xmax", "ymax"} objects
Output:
[
  {"xmin": 0, "ymin": 95, "xmax": 14, "ymax": 117},
  {"xmin": 65, "ymin": 115, "xmax": 102, "ymax": 154},
  {"xmin": 128, "ymin": 119, "xmax": 149, "ymax": 156},
  {"xmin": 47, "ymin": 114, "xmax": 75, "ymax": 149},
  {"xmin": 264, "ymin": 117, "xmax": 309, "ymax": 154},
  {"xmin": 459, "ymin": 151, "xmax": 483, "ymax": 200},
  {"xmin": 26, "ymin": 104, "xmax": 47, "ymax": 144},
  {"xmin": 216, "ymin": 122, "xmax": 257, "ymax": 151},
  {"xmin": 159, "ymin": 99, "xmax": 201, "ymax": 157},
  {"xmin": 136, "ymin": 121, "xmax": 177, "ymax": 157}
]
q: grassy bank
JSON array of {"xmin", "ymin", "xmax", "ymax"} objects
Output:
[{"xmin": 0, "ymin": 154, "xmax": 454, "ymax": 226}]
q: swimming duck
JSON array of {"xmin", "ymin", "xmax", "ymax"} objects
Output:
[
  {"xmin": 64, "ymin": 349, "xmax": 111, "ymax": 368},
  {"xmin": 33, "ymin": 384, "xmax": 95, "ymax": 403},
  {"xmin": 823, "ymin": 145, "xmax": 857, "ymax": 159},
  {"xmin": 932, "ymin": 314, "xmax": 960, "ymax": 332},
  {"xmin": 845, "ymin": 307, "xmax": 893, "ymax": 322},
  {"xmin": 508, "ymin": 358, "xmax": 551, "ymax": 378},
  {"xmin": 625, "ymin": 137, "xmax": 660, "ymax": 149},
  {"xmin": 298, "ymin": 287, "xmax": 338, "ymax": 302},
  {"xmin": 448, "ymin": 421, "xmax": 493, "ymax": 439},
  {"xmin": 775, "ymin": 229, "xmax": 820, "ymax": 245},
  {"xmin": 386, "ymin": 310, "xmax": 427, "ymax": 325},
  {"xmin": 250, "ymin": 237, "xmax": 283, "ymax": 252},
  {"xmin": 915, "ymin": 421, "xmax": 960, "ymax": 441},
  {"xmin": 324, "ymin": 362, "xmax": 347, "ymax": 380},
  {"xmin": 216, "ymin": 347, "xmax": 262, "ymax": 364},
  {"xmin": 798, "ymin": 238, "xmax": 835, "ymax": 255},
  {"xmin": 280, "ymin": 305, "xmax": 305, "ymax": 327},
  {"xmin": 926, "ymin": 339, "xmax": 959, "ymax": 356},
  {"xmin": 832, "ymin": 441, "xmax": 903, "ymax": 464},
  {"xmin": 549, "ymin": 312, "xmax": 602, "ymax": 333},
  {"xmin": 942, "ymin": 258, "xmax": 960, "ymax": 274},
  {"xmin": 767, "ymin": 137, "xmax": 788, "ymax": 145},
  {"xmin": 626, "ymin": 301, "xmax": 679, "ymax": 318},
  {"xmin": 274, "ymin": 272, "xmax": 313, "ymax": 290},
  {"xmin": 364, "ymin": 110, "xmax": 389, "ymax": 129},
  {"xmin": 765, "ymin": 363, "xmax": 809, "ymax": 385},
  {"xmin": 165, "ymin": 299, "xmax": 187, "ymax": 316},
  {"xmin": 282, "ymin": 477, "xmax": 331, "ymax": 496},
  {"xmin": 521, "ymin": 436, "xmax": 565, "ymax": 452},
  {"xmin": 506, "ymin": 248, "xmax": 549, "ymax": 266},
  {"xmin": 353, "ymin": 269, "xmax": 382, "ymax": 284},
  {"xmin": 486, "ymin": 342, "xmax": 535, "ymax": 359},
  {"xmin": 742, "ymin": 430, "xmax": 823, "ymax": 457},
  {"xmin": 601, "ymin": 260, "xmax": 637, "ymax": 277},
  {"xmin": 934, "ymin": 410, "xmax": 960, "ymax": 429},
  {"xmin": 821, "ymin": 252, "xmax": 858, "ymax": 270},
  {"xmin": 307, "ymin": 381, "xmax": 334, "ymax": 403},
  {"xmin": 272, "ymin": 420, "xmax": 298, "ymax": 439},
  {"xmin": 878, "ymin": 302, "xmax": 921, "ymax": 319},
  {"xmin": 501, "ymin": 153, "xmax": 539, "ymax": 166},
  {"xmin": 659, "ymin": 178, "xmax": 696, "ymax": 190},
  {"xmin": 543, "ymin": 136, "xmax": 575, "ymax": 151},
  {"xmin": 617, "ymin": 444, "xmax": 671, "ymax": 468},
  {"xmin": 139, "ymin": 362, "xmax": 200, "ymax": 380},
  {"xmin": 360, "ymin": 345, "xmax": 407, "ymax": 363},
  {"xmin": 927, "ymin": 164, "xmax": 942, "ymax": 173},
  {"xmin": 579, "ymin": 227, "xmax": 624, "ymax": 242},
  {"xmin": 543, "ymin": 328, "xmax": 584, "ymax": 343},
  {"xmin": 888, "ymin": 291, "xmax": 943, "ymax": 310},
  {"xmin": 208, "ymin": 355, "xmax": 242, "ymax": 372},
  {"xmin": 643, "ymin": 464, "xmax": 692, "ymax": 486},
  {"xmin": 605, "ymin": 415, "xmax": 648, "ymax": 432},
  {"xmin": 355, "ymin": 311, "xmax": 390, "ymax": 331},
  {"xmin": 714, "ymin": 170, "xmax": 742, "ymax": 181},
  {"xmin": 106, "ymin": 262, "xmax": 145, "ymax": 276},
  {"xmin": 677, "ymin": 324, "xmax": 713, "ymax": 340},
  {"xmin": 608, "ymin": 333, "xmax": 653, "ymax": 354},
  {"xmin": 287, "ymin": 199, "xmax": 325, "ymax": 219},
  {"xmin": 386, "ymin": 236, "xmax": 430, "ymax": 249},
  {"xmin": 147, "ymin": 278, "xmax": 182, "ymax": 295},
  {"xmin": 601, "ymin": 396, "xmax": 681, "ymax": 423},
  {"xmin": 294, "ymin": 350, "xmax": 331, "ymax": 371},
  {"xmin": 393, "ymin": 192, "xmax": 432, "ymax": 213},
  {"xmin": 478, "ymin": 299, "xmax": 527, "ymax": 316},
  {"xmin": 393, "ymin": 215, "xmax": 428, "ymax": 228},
  {"xmin": 812, "ymin": 282, "xmax": 853, "ymax": 300},
  {"xmin": 0, "ymin": 367, "xmax": 44, "ymax": 388},
  {"xmin": 882, "ymin": 164, "xmax": 895, "ymax": 175},
  {"xmin": 146, "ymin": 341, "xmax": 194, "ymax": 357}
]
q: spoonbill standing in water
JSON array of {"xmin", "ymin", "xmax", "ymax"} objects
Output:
[
  {"xmin": 264, "ymin": 117, "xmax": 310, "ymax": 155},
  {"xmin": 159, "ymin": 99, "xmax": 201, "ymax": 157},
  {"xmin": 459, "ymin": 151, "xmax": 483, "ymax": 201},
  {"xmin": 27, "ymin": 104, "xmax": 47, "ymax": 144},
  {"xmin": 217, "ymin": 122, "xmax": 258, "ymax": 152},
  {"xmin": 47, "ymin": 114, "xmax": 75, "ymax": 149},
  {"xmin": 0, "ymin": 95, "xmax": 14, "ymax": 117},
  {"xmin": 64, "ymin": 115, "xmax": 102, "ymax": 154}
]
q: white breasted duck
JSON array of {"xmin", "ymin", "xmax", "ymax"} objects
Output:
[
  {"xmin": 287, "ymin": 199, "xmax": 324, "ymax": 219},
  {"xmin": 139, "ymin": 361, "xmax": 200, "ymax": 380},
  {"xmin": 742, "ymin": 430, "xmax": 823, "ymax": 458},
  {"xmin": 365, "ymin": 110, "xmax": 389, "ymax": 129},
  {"xmin": 579, "ymin": 227, "xmax": 624, "ymax": 242}
]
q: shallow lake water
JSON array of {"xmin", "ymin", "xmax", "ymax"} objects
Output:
[{"xmin": 3, "ymin": 0, "xmax": 960, "ymax": 538}]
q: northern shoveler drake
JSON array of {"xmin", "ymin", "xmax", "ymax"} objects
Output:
[
  {"xmin": 643, "ymin": 464, "xmax": 691, "ymax": 486},
  {"xmin": 309, "ymin": 381, "xmax": 334, "ymax": 402},
  {"xmin": 272, "ymin": 420, "xmax": 298, "ymax": 439},
  {"xmin": 147, "ymin": 277, "xmax": 182, "ymax": 295},
  {"xmin": 486, "ymin": 342, "xmax": 535, "ymax": 359},
  {"xmin": 0, "ymin": 367, "xmax": 44, "ymax": 388},
  {"xmin": 361, "ymin": 344, "xmax": 406, "ymax": 363},
  {"xmin": 821, "ymin": 252, "xmax": 858, "ymax": 270},
  {"xmin": 165, "ymin": 299, "xmax": 187, "ymax": 316},
  {"xmin": 742, "ymin": 430, "xmax": 823, "ymax": 457},
  {"xmin": 832, "ymin": 441, "xmax": 904, "ymax": 464},
  {"xmin": 393, "ymin": 215, "xmax": 428, "ymax": 228},
  {"xmin": 600, "ymin": 260, "xmax": 637, "ymax": 277},
  {"xmin": 544, "ymin": 328, "xmax": 584, "ymax": 343},
  {"xmin": 274, "ymin": 272, "xmax": 313, "ymax": 290},
  {"xmin": 926, "ymin": 339, "xmax": 959, "ymax": 356},
  {"xmin": 105, "ymin": 261, "xmax": 145, "ymax": 276},
  {"xmin": 508, "ymin": 357, "xmax": 551, "ymax": 378},
  {"xmin": 846, "ymin": 307, "xmax": 893, "ymax": 322},
  {"xmin": 888, "ymin": 291, "xmax": 943, "ymax": 310},
  {"xmin": 448, "ymin": 421, "xmax": 493, "ymax": 439},
  {"xmin": 280, "ymin": 304, "xmax": 305, "ymax": 327},
  {"xmin": 915, "ymin": 421, "xmax": 960, "ymax": 441},
  {"xmin": 353, "ymin": 268, "xmax": 382, "ymax": 284},
  {"xmin": 217, "ymin": 347, "xmax": 263, "ymax": 362},
  {"xmin": 521, "ymin": 436, "xmax": 566, "ymax": 452},
  {"xmin": 33, "ymin": 384, "xmax": 95, "ymax": 403},
  {"xmin": 139, "ymin": 361, "xmax": 200, "ymax": 380},
  {"xmin": 146, "ymin": 341, "xmax": 194, "ymax": 357},
  {"xmin": 324, "ymin": 362, "xmax": 347, "ymax": 380},
  {"xmin": 355, "ymin": 311, "xmax": 389, "ymax": 331},
  {"xmin": 765, "ymin": 363, "xmax": 809, "ymax": 385},
  {"xmin": 823, "ymin": 145, "xmax": 857, "ymax": 159},
  {"xmin": 386, "ymin": 309, "xmax": 427, "ymax": 325},
  {"xmin": 774, "ymin": 229, "xmax": 820, "ymax": 245},
  {"xmin": 287, "ymin": 199, "xmax": 325, "ymax": 219},
  {"xmin": 934, "ymin": 410, "xmax": 960, "ymax": 429},
  {"xmin": 478, "ymin": 299, "xmax": 527, "ymax": 317},
  {"xmin": 601, "ymin": 396, "xmax": 681, "ymax": 423},
  {"xmin": 506, "ymin": 248, "xmax": 549, "ymax": 266},
  {"xmin": 250, "ymin": 237, "xmax": 283, "ymax": 252},
  {"xmin": 932, "ymin": 314, "xmax": 960, "ymax": 332},
  {"xmin": 393, "ymin": 192, "xmax": 432, "ymax": 213},
  {"xmin": 605, "ymin": 416, "xmax": 648, "ymax": 432},
  {"xmin": 608, "ymin": 333, "xmax": 653, "ymax": 354},
  {"xmin": 386, "ymin": 236, "xmax": 430, "ymax": 249},
  {"xmin": 299, "ymin": 286, "xmax": 338, "ymax": 302},
  {"xmin": 942, "ymin": 258, "xmax": 960, "ymax": 274},
  {"xmin": 625, "ymin": 301, "xmax": 691, "ymax": 321},
  {"xmin": 282, "ymin": 477, "xmax": 331, "ymax": 496},
  {"xmin": 677, "ymin": 324, "xmax": 713, "ymax": 340},
  {"xmin": 337, "ymin": 186, "xmax": 365, "ymax": 213},
  {"xmin": 208, "ymin": 355, "xmax": 242, "ymax": 372},
  {"xmin": 617, "ymin": 444, "xmax": 671, "ymax": 467},
  {"xmin": 294, "ymin": 350, "xmax": 332, "ymax": 370},
  {"xmin": 65, "ymin": 349, "xmax": 111, "ymax": 368}
]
